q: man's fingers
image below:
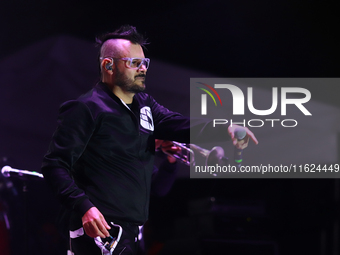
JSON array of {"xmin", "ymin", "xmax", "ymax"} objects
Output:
[
  {"xmin": 84, "ymin": 219, "xmax": 110, "ymax": 238},
  {"xmin": 97, "ymin": 218, "xmax": 110, "ymax": 237},
  {"xmin": 102, "ymin": 218, "xmax": 111, "ymax": 230},
  {"xmin": 246, "ymin": 129, "xmax": 259, "ymax": 145},
  {"xmin": 82, "ymin": 207, "xmax": 111, "ymax": 238},
  {"xmin": 84, "ymin": 220, "xmax": 105, "ymax": 238},
  {"xmin": 228, "ymin": 125, "xmax": 259, "ymax": 146},
  {"xmin": 237, "ymin": 136, "xmax": 249, "ymax": 149},
  {"xmin": 99, "ymin": 215, "xmax": 111, "ymax": 236},
  {"xmin": 229, "ymin": 128, "xmax": 235, "ymax": 140}
]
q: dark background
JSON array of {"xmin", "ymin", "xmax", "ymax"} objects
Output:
[{"xmin": 0, "ymin": 1, "xmax": 339, "ymax": 255}]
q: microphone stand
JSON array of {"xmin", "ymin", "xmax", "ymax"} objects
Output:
[
  {"xmin": 1, "ymin": 166, "xmax": 43, "ymax": 179},
  {"xmin": 1, "ymin": 166, "xmax": 44, "ymax": 255}
]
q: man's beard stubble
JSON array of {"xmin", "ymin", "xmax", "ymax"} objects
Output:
[{"xmin": 115, "ymin": 69, "xmax": 146, "ymax": 94}]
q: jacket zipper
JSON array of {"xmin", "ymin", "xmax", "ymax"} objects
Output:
[{"xmin": 120, "ymin": 99, "xmax": 148, "ymax": 219}]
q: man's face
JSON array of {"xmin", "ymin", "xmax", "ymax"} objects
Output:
[{"xmin": 114, "ymin": 42, "xmax": 147, "ymax": 93}]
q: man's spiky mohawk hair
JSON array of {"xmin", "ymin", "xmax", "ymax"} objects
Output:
[{"xmin": 96, "ymin": 25, "xmax": 149, "ymax": 48}]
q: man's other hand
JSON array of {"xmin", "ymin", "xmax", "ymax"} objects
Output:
[{"xmin": 82, "ymin": 207, "xmax": 111, "ymax": 238}]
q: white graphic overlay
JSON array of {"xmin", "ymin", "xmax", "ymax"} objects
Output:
[{"xmin": 140, "ymin": 106, "xmax": 154, "ymax": 131}]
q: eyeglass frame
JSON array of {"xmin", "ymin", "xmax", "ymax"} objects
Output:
[{"xmin": 100, "ymin": 57, "xmax": 150, "ymax": 70}]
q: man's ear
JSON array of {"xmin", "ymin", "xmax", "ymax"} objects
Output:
[{"xmin": 102, "ymin": 58, "xmax": 114, "ymax": 72}]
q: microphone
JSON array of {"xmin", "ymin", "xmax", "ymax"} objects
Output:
[
  {"xmin": 1, "ymin": 165, "xmax": 44, "ymax": 179},
  {"xmin": 233, "ymin": 127, "xmax": 247, "ymax": 167}
]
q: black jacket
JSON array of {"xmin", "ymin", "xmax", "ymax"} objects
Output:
[{"xmin": 42, "ymin": 82, "xmax": 193, "ymax": 225}]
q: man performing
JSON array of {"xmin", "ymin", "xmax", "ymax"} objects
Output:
[{"xmin": 41, "ymin": 25, "xmax": 258, "ymax": 255}]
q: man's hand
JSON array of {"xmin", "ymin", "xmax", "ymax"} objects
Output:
[
  {"xmin": 228, "ymin": 125, "xmax": 258, "ymax": 149},
  {"xmin": 82, "ymin": 207, "xmax": 111, "ymax": 238},
  {"xmin": 155, "ymin": 139, "xmax": 181, "ymax": 163}
]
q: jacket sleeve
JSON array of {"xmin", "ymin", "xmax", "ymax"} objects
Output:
[
  {"xmin": 150, "ymin": 95, "xmax": 230, "ymax": 144},
  {"xmin": 151, "ymin": 152, "xmax": 178, "ymax": 197},
  {"xmin": 41, "ymin": 100, "xmax": 96, "ymax": 216}
]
